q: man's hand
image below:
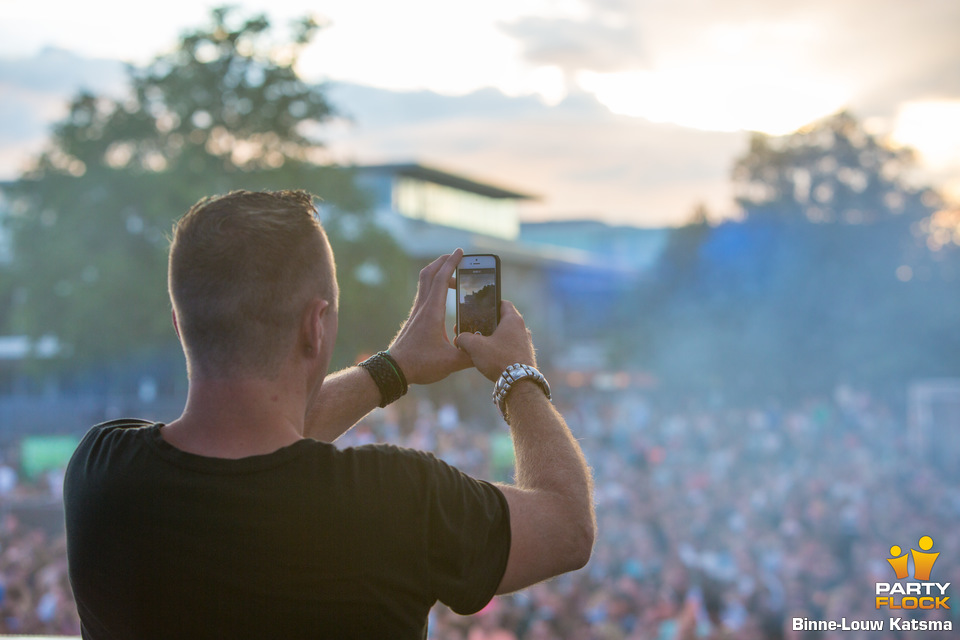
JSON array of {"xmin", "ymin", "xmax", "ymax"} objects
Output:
[
  {"xmin": 388, "ymin": 249, "xmax": 473, "ymax": 385},
  {"xmin": 454, "ymin": 301, "xmax": 536, "ymax": 382},
  {"xmin": 458, "ymin": 300, "xmax": 596, "ymax": 595}
]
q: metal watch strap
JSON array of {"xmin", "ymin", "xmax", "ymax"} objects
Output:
[{"xmin": 493, "ymin": 363, "xmax": 552, "ymax": 419}]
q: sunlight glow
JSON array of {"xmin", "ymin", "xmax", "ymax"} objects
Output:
[
  {"xmin": 297, "ymin": 0, "xmax": 559, "ymax": 98},
  {"xmin": 577, "ymin": 65, "xmax": 850, "ymax": 135},
  {"xmin": 892, "ymin": 100, "xmax": 960, "ymax": 203},
  {"xmin": 892, "ymin": 100, "xmax": 960, "ymax": 167}
]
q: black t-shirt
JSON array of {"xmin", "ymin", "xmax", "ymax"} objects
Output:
[{"xmin": 64, "ymin": 419, "xmax": 511, "ymax": 639}]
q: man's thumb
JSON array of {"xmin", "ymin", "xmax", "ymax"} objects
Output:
[{"xmin": 454, "ymin": 331, "xmax": 481, "ymax": 354}]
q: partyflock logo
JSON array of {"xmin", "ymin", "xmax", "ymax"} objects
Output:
[
  {"xmin": 793, "ymin": 535, "xmax": 952, "ymax": 633},
  {"xmin": 876, "ymin": 536, "xmax": 950, "ymax": 610}
]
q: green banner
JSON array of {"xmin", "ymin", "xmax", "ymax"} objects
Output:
[{"xmin": 20, "ymin": 435, "xmax": 80, "ymax": 480}]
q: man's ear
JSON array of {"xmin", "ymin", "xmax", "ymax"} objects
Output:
[{"xmin": 301, "ymin": 298, "xmax": 331, "ymax": 357}]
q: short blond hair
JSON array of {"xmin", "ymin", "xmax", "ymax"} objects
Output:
[{"xmin": 168, "ymin": 190, "xmax": 336, "ymax": 379}]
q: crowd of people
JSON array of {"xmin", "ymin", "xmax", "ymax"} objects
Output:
[
  {"xmin": 1, "ymin": 382, "xmax": 958, "ymax": 638},
  {"xmin": 343, "ymin": 382, "xmax": 960, "ymax": 639},
  {"xmin": 0, "ymin": 513, "xmax": 79, "ymax": 635}
]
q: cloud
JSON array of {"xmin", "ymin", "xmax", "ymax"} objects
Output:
[
  {"xmin": 0, "ymin": 47, "xmax": 125, "ymax": 95},
  {"xmin": 326, "ymin": 83, "xmax": 746, "ymax": 227},
  {"xmin": 0, "ymin": 84, "xmax": 69, "ymax": 144},
  {"xmin": 326, "ymin": 83, "xmax": 552, "ymax": 127},
  {"xmin": 0, "ymin": 48, "xmax": 126, "ymax": 178},
  {"xmin": 498, "ymin": 15, "xmax": 646, "ymax": 75},
  {"xmin": 0, "ymin": 46, "xmax": 743, "ymax": 227},
  {"xmin": 500, "ymin": 0, "xmax": 960, "ymax": 122}
]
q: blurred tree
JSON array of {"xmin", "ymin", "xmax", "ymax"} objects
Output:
[
  {"xmin": 733, "ymin": 110, "xmax": 937, "ymax": 224},
  {"xmin": 655, "ymin": 202, "xmax": 711, "ymax": 290},
  {"xmin": 3, "ymin": 6, "xmax": 410, "ymax": 380},
  {"xmin": 643, "ymin": 112, "xmax": 959, "ymax": 399}
]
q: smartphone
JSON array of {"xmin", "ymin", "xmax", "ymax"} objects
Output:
[{"xmin": 456, "ymin": 254, "xmax": 501, "ymax": 336}]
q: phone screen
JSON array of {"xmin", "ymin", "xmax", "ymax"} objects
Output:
[{"xmin": 457, "ymin": 255, "xmax": 500, "ymax": 336}]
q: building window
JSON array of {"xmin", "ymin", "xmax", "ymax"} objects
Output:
[{"xmin": 394, "ymin": 177, "xmax": 520, "ymax": 240}]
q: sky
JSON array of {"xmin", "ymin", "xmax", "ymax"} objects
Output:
[
  {"xmin": 459, "ymin": 272, "xmax": 498, "ymax": 301},
  {"xmin": 1, "ymin": 0, "xmax": 958, "ymax": 226}
]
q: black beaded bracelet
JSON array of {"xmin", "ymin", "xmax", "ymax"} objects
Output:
[{"xmin": 359, "ymin": 351, "xmax": 408, "ymax": 408}]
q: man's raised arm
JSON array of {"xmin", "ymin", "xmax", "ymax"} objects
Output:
[
  {"xmin": 456, "ymin": 303, "xmax": 596, "ymax": 593},
  {"xmin": 304, "ymin": 250, "xmax": 471, "ymax": 442}
]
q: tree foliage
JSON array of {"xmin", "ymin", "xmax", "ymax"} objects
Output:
[
  {"xmin": 3, "ymin": 7, "xmax": 410, "ymax": 378},
  {"xmin": 733, "ymin": 111, "xmax": 937, "ymax": 224},
  {"xmin": 641, "ymin": 112, "xmax": 958, "ymax": 399},
  {"xmin": 35, "ymin": 7, "xmax": 333, "ymax": 178}
]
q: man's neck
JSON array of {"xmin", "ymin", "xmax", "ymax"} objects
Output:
[{"xmin": 162, "ymin": 376, "xmax": 308, "ymax": 459}]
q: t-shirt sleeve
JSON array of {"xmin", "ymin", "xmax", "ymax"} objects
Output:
[{"xmin": 422, "ymin": 455, "xmax": 511, "ymax": 615}]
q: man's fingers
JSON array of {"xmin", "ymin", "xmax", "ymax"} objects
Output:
[
  {"xmin": 445, "ymin": 342, "xmax": 474, "ymax": 370},
  {"xmin": 413, "ymin": 250, "xmax": 461, "ymax": 309},
  {"xmin": 453, "ymin": 330, "xmax": 478, "ymax": 353},
  {"xmin": 499, "ymin": 300, "xmax": 520, "ymax": 321},
  {"xmin": 418, "ymin": 253, "xmax": 449, "ymax": 292},
  {"xmin": 454, "ymin": 331, "xmax": 481, "ymax": 354},
  {"xmin": 423, "ymin": 249, "xmax": 462, "ymax": 311}
]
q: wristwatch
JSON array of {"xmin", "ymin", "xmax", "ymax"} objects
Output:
[{"xmin": 493, "ymin": 363, "xmax": 552, "ymax": 419}]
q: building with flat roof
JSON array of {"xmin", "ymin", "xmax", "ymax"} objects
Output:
[
  {"xmin": 350, "ymin": 163, "xmax": 654, "ymax": 370},
  {"xmin": 352, "ymin": 163, "xmax": 606, "ymax": 350},
  {"xmin": 355, "ymin": 162, "xmax": 534, "ymax": 242}
]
